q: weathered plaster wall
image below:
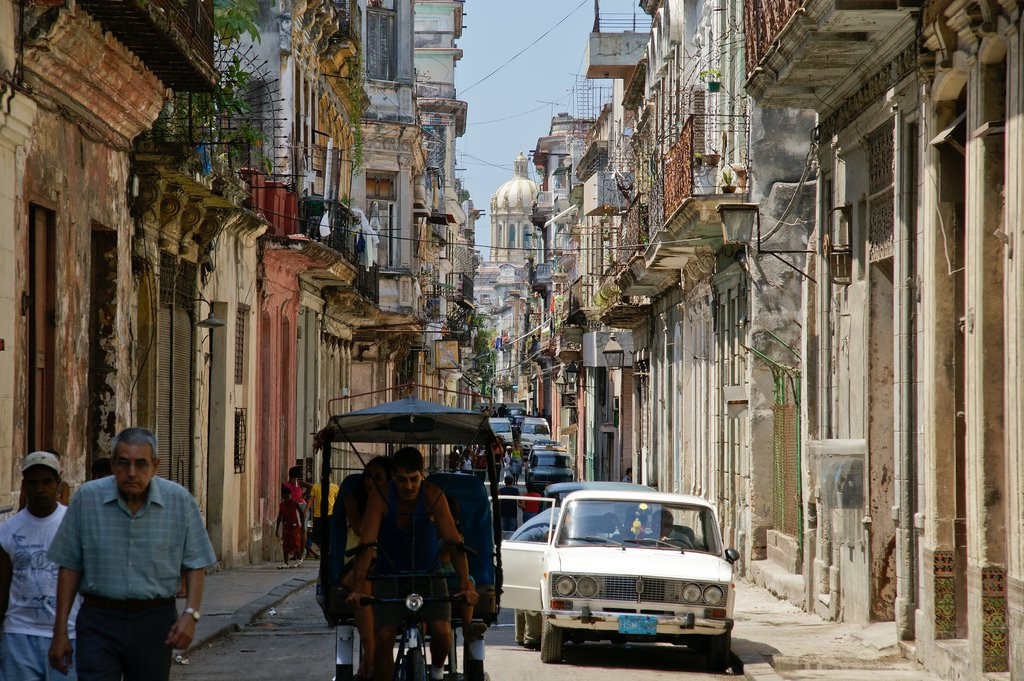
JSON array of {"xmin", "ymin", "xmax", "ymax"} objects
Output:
[{"xmin": 18, "ymin": 112, "xmax": 136, "ymax": 488}]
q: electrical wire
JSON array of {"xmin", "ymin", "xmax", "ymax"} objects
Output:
[{"xmin": 459, "ymin": 0, "xmax": 590, "ymax": 95}]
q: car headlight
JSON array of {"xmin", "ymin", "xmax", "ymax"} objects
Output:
[
  {"xmin": 576, "ymin": 576, "xmax": 599, "ymax": 598},
  {"xmin": 554, "ymin": 575, "xmax": 576, "ymax": 597},
  {"xmin": 682, "ymin": 583, "xmax": 703, "ymax": 604},
  {"xmin": 703, "ymin": 584, "xmax": 725, "ymax": 606},
  {"xmin": 405, "ymin": 593, "xmax": 424, "ymax": 612}
]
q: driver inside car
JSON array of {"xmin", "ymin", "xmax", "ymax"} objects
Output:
[{"xmin": 346, "ymin": 447, "xmax": 479, "ymax": 681}]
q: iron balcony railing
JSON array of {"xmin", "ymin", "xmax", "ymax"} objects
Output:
[
  {"xmin": 593, "ymin": 10, "xmax": 653, "ymax": 32},
  {"xmin": 301, "ymin": 197, "xmax": 379, "ymax": 304},
  {"xmin": 663, "ymin": 116, "xmax": 696, "ymax": 221},
  {"xmin": 78, "ymin": 0, "xmax": 216, "ymax": 90},
  {"xmin": 744, "ymin": 0, "xmax": 803, "ymax": 79}
]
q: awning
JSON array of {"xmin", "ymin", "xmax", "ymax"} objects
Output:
[{"xmin": 321, "ymin": 396, "xmax": 493, "ymax": 445}]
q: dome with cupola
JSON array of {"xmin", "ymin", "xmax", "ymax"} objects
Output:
[{"xmin": 489, "ymin": 153, "xmax": 539, "ymax": 263}]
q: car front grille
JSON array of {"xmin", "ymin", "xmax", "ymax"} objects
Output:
[{"xmin": 552, "ymin": 573, "xmax": 724, "ymax": 606}]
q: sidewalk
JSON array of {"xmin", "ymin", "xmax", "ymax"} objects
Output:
[
  {"xmin": 731, "ymin": 580, "xmax": 943, "ymax": 680},
  {"xmin": 182, "ymin": 561, "xmax": 319, "ymax": 654}
]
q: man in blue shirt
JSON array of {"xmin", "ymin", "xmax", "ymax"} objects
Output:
[{"xmin": 47, "ymin": 427, "xmax": 216, "ymax": 681}]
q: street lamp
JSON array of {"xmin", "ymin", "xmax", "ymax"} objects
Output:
[
  {"xmin": 603, "ymin": 333, "xmax": 624, "ymax": 369},
  {"xmin": 717, "ymin": 203, "xmax": 758, "ymax": 245},
  {"xmin": 564, "ymin": 361, "xmax": 579, "ymax": 389}
]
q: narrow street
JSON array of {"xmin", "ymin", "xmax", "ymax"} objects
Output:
[
  {"xmin": 173, "ymin": 569, "xmax": 941, "ymax": 681},
  {"xmin": 173, "ymin": 581, "xmax": 728, "ymax": 681}
]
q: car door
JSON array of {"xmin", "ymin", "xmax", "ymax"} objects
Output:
[{"xmin": 499, "ymin": 499, "xmax": 554, "ymax": 611}]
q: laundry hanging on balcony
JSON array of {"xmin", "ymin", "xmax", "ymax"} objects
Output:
[{"xmin": 351, "ymin": 207, "xmax": 379, "ymax": 270}]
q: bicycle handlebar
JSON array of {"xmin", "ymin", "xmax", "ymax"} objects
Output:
[{"xmin": 358, "ymin": 593, "xmax": 468, "ymax": 607}]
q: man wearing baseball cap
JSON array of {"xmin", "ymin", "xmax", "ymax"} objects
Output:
[{"xmin": 0, "ymin": 451, "xmax": 81, "ymax": 680}]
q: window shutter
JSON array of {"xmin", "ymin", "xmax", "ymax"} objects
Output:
[
  {"xmin": 156, "ymin": 305, "xmax": 173, "ymax": 479},
  {"xmin": 367, "ymin": 9, "xmax": 396, "ymax": 80},
  {"xmin": 171, "ymin": 304, "xmax": 194, "ymax": 489}
]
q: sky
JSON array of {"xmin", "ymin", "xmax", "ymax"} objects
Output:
[{"xmin": 454, "ymin": 0, "xmax": 640, "ymax": 260}]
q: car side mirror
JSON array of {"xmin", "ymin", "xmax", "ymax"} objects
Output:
[{"xmin": 724, "ymin": 548, "xmax": 739, "ymax": 564}]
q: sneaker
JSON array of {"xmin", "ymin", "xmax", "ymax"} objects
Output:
[
  {"xmin": 278, "ymin": 562, "xmax": 290, "ymax": 569},
  {"xmin": 292, "ymin": 560, "xmax": 303, "ymax": 569}
]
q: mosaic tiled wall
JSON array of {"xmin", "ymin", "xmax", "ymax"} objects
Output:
[
  {"xmin": 933, "ymin": 550, "xmax": 955, "ymax": 639},
  {"xmin": 981, "ymin": 566, "xmax": 1008, "ymax": 672}
]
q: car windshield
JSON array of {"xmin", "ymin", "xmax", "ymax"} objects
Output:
[
  {"xmin": 555, "ymin": 499, "xmax": 722, "ymax": 554},
  {"xmin": 534, "ymin": 453, "xmax": 570, "ymax": 468},
  {"xmin": 523, "ymin": 423, "xmax": 550, "ymax": 435},
  {"xmin": 490, "ymin": 421, "xmax": 511, "ymax": 433}
]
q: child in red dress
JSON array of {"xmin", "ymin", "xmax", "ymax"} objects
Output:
[{"xmin": 276, "ymin": 483, "xmax": 305, "ymax": 568}]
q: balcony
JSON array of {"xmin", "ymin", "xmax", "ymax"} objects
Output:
[
  {"xmin": 744, "ymin": 0, "xmax": 917, "ymax": 108},
  {"xmin": 577, "ymin": 139, "xmax": 609, "ymax": 182},
  {"xmin": 78, "ymin": 0, "xmax": 216, "ymax": 91},
  {"xmin": 663, "ymin": 120, "xmax": 696, "ymax": 221},
  {"xmin": 584, "ymin": 171, "xmax": 630, "ymax": 217},
  {"xmin": 565, "ymin": 276, "xmax": 594, "ymax": 325},
  {"xmin": 446, "ymin": 272, "xmax": 474, "ymax": 306},
  {"xmin": 584, "ymin": 9, "xmax": 650, "ymax": 80},
  {"xmin": 532, "ymin": 262, "xmax": 555, "ymax": 292}
]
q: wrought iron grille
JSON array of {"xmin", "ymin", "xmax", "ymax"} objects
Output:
[
  {"xmin": 744, "ymin": 0, "xmax": 802, "ymax": 78},
  {"xmin": 233, "ymin": 408, "xmax": 247, "ymax": 474},
  {"xmin": 663, "ymin": 117, "xmax": 695, "ymax": 220}
]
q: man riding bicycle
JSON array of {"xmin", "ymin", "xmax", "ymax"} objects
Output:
[{"xmin": 347, "ymin": 447, "xmax": 479, "ymax": 681}]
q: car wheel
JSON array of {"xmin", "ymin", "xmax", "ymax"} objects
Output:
[
  {"xmin": 705, "ymin": 631, "xmax": 731, "ymax": 672},
  {"xmin": 539, "ymin": 621, "xmax": 564, "ymax": 663}
]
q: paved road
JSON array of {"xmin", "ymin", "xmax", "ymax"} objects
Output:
[{"xmin": 172, "ymin": 583, "xmax": 733, "ymax": 680}]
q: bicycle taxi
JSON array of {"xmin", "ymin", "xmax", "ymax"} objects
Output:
[{"xmin": 313, "ymin": 390, "xmax": 504, "ymax": 681}]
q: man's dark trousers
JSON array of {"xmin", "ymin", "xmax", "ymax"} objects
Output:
[{"xmin": 75, "ymin": 601, "xmax": 177, "ymax": 681}]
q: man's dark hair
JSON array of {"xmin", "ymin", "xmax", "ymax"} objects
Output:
[
  {"xmin": 91, "ymin": 458, "xmax": 112, "ymax": 478},
  {"xmin": 393, "ymin": 447, "xmax": 424, "ymax": 472},
  {"xmin": 504, "ymin": 475, "xmax": 514, "ymax": 485},
  {"xmin": 288, "ymin": 465, "xmax": 303, "ymax": 479}
]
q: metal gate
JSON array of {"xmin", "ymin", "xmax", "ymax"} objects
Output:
[{"xmin": 771, "ymin": 368, "xmax": 801, "ymax": 542}]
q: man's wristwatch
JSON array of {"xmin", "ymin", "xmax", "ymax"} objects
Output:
[{"xmin": 184, "ymin": 607, "xmax": 201, "ymax": 622}]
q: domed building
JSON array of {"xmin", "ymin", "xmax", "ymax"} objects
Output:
[{"xmin": 489, "ymin": 152, "xmax": 539, "ymax": 263}]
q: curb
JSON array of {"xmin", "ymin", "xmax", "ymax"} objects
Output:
[
  {"xmin": 733, "ymin": 647, "xmax": 785, "ymax": 681},
  {"xmin": 184, "ymin": 574, "xmax": 317, "ymax": 654}
]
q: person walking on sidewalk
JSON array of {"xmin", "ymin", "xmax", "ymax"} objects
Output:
[
  {"xmin": 47, "ymin": 427, "xmax": 216, "ymax": 681},
  {"xmin": 276, "ymin": 484, "xmax": 306, "ymax": 568},
  {"xmin": 0, "ymin": 451, "xmax": 82, "ymax": 681}
]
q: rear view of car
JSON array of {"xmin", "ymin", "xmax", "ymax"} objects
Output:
[{"xmin": 525, "ymin": 446, "xmax": 573, "ymax": 492}]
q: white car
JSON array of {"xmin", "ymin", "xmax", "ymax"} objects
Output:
[{"xmin": 500, "ymin": 489, "xmax": 739, "ymax": 670}]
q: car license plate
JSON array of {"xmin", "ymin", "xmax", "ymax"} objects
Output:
[{"xmin": 618, "ymin": 615, "xmax": 657, "ymax": 635}]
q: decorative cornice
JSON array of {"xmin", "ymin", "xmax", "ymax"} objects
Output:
[
  {"xmin": 24, "ymin": 9, "xmax": 167, "ymax": 147},
  {"xmin": 819, "ymin": 42, "xmax": 920, "ymax": 141},
  {"xmin": 0, "ymin": 92, "xmax": 37, "ymax": 151}
]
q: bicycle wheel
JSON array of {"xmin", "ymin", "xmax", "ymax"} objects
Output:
[{"xmin": 399, "ymin": 648, "xmax": 427, "ymax": 681}]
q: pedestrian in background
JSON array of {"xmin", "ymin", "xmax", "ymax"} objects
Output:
[
  {"xmin": 18, "ymin": 449, "xmax": 70, "ymax": 511},
  {"xmin": 498, "ymin": 476, "xmax": 520, "ymax": 532},
  {"xmin": 306, "ymin": 478, "xmax": 339, "ymax": 559},
  {"xmin": 1, "ymin": 452, "xmax": 81, "ymax": 680},
  {"xmin": 276, "ymin": 484, "xmax": 306, "ymax": 568},
  {"xmin": 518, "ymin": 489, "xmax": 542, "ymax": 523},
  {"xmin": 47, "ymin": 427, "xmax": 216, "ymax": 681}
]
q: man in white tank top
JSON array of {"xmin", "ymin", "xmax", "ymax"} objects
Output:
[{"xmin": 0, "ymin": 451, "xmax": 81, "ymax": 680}]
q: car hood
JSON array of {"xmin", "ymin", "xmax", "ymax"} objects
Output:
[{"xmin": 551, "ymin": 545, "xmax": 733, "ymax": 583}]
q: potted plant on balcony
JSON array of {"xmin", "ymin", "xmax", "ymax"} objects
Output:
[
  {"xmin": 699, "ymin": 67, "xmax": 722, "ymax": 92},
  {"xmin": 720, "ymin": 170, "xmax": 737, "ymax": 194}
]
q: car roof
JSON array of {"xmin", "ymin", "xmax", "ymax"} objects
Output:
[
  {"xmin": 522, "ymin": 416, "xmax": 547, "ymax": 423},
  {"xmin": 488, "ymin": 417, "xmax": 510, "ymax": 422},
  {"xmin": 560, "ymin": 489, "xmax": 715, "ymax": 509},
  {"xmin": 544, "ymin": 481, "xmax": 652, "ymax": 495}
]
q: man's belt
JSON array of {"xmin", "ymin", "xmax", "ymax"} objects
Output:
[{"xmin": 82, "ymin": 594, "xmax": 176, "ymax": 612}]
